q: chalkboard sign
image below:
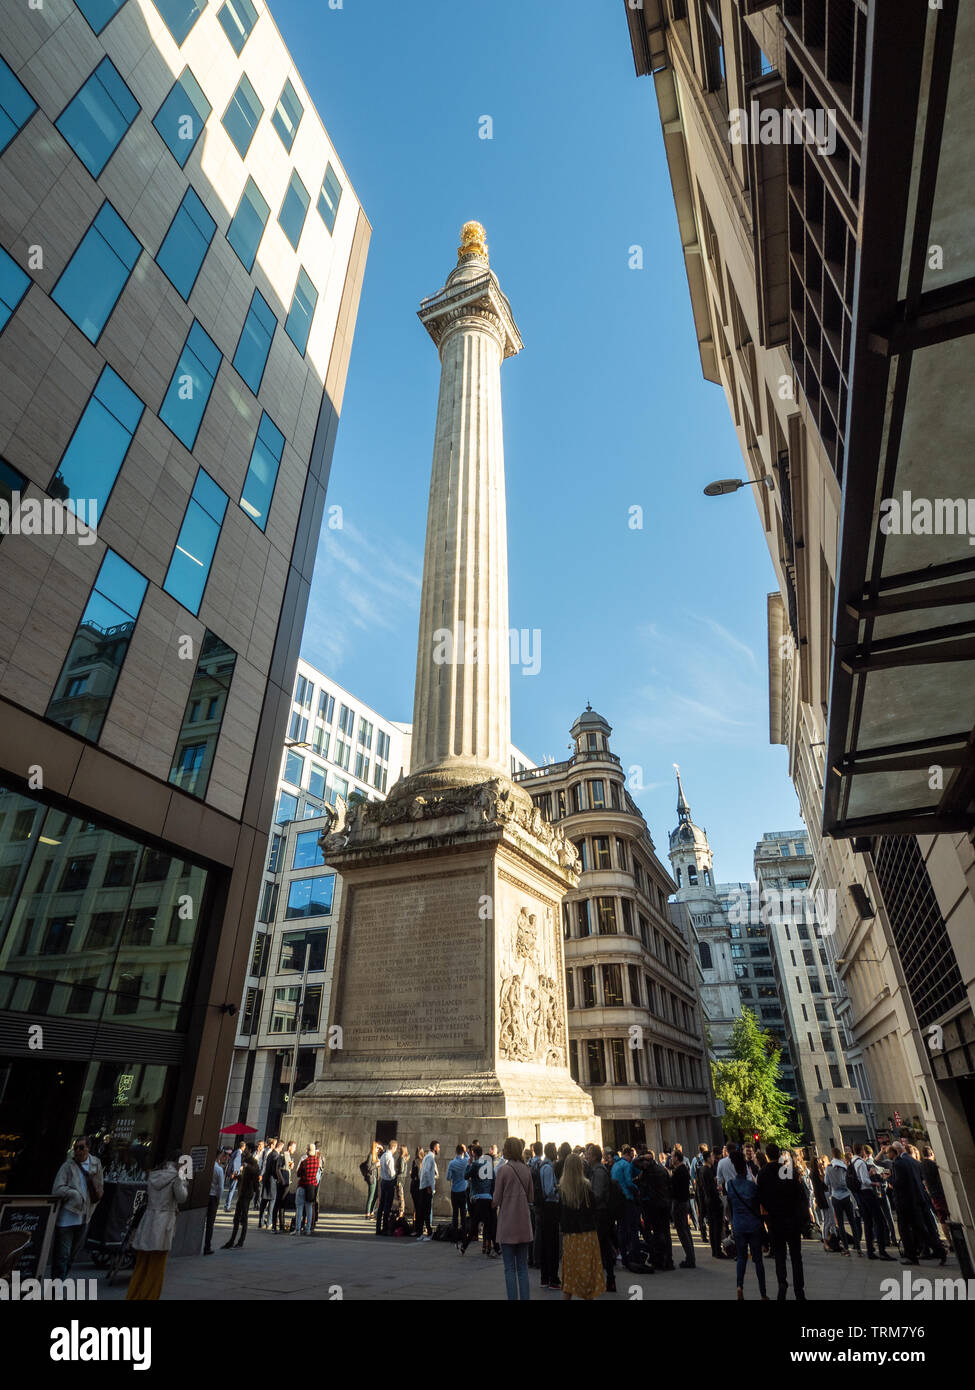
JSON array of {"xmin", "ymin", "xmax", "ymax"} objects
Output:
[{"xmin": 0, "ymin": 1196, "xmax": 58, "ymax": 1279}]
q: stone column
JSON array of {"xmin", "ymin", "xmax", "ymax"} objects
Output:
[{"xmin": 409, "ymin": 222, "xmax": 523, "ymax": 789}]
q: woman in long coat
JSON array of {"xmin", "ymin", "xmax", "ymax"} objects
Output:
[{"xmin": 125, "ymin": 1151, "xmax": 189, "ymax": 1301}]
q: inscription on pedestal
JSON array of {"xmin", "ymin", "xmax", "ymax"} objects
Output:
[{"xmin": 338, "ymin": 875, "xmax": 486, "ymax": 1055}]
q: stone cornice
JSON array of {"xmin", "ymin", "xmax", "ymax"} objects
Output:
[{"xmin": 418, "ymin": 273, "xmax": 523, "ymax": 358}]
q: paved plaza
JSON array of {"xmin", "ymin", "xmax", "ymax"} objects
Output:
[{"xmin": 89, "ymin": 1209, "xmax": 957, "ymax": 1302}]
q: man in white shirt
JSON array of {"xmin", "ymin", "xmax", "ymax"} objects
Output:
[
  {"xmin": 204, "ymin": 1151, "xmax": 226, "ymax": 1254},
  {"xmin": 417, "ymin": 1140, "xmax": 440, "ymax": 1241},
  {"xmin": 852, "ymin": 1144, "xmax": 893, "ymax": 1261},
  {"xmin": 223, "ymin": 1142, "xmax": 244, "ymax": 1211},
  {"xmin": 376, "ymin": 1140, "xmax": 399, "ymax": 1237}
]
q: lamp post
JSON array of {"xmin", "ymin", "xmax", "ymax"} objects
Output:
[{"xmin": 703, "ymin": 475, "xmax": 774, "ymax": 496}]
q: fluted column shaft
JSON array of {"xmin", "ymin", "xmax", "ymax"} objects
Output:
[{"xmin": 411, "ymin": 308, "xmax": 512, "ymax": 782}]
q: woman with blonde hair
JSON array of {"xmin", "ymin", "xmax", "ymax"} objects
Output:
[
  {"xmin": 558, "ymin": 1152, "xmax": 605, "ymax": 1300},
  {"xmin": 363, "ymin": 1140, "xmax": 381, "ymax": 1219}
]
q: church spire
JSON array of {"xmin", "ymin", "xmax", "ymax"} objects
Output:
[{"xmin": 674, "ymin": 763, "xmax": 691, "ymax": 823}]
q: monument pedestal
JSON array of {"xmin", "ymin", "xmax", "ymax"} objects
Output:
[{"xmin": 283, "ymin": 778, "xmax": 600, "ymax": 1210}]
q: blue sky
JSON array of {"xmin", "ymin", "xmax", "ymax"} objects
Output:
[{"xmin": 274, "ymin": 0, "xmax": 802, "ymax": 882}]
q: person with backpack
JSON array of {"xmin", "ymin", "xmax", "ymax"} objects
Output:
[
  {"xmin": 826, "ymin": 1147, "xmax": 862, "ymax": 1256},
  {"xmin": 727, "ymin": 1149, "xmax": 769, "ymax": 1301},
  {"xmin": 534, "ymin": 1142, "xmax": 561, "ymax": 1290},
  {"xmin": 850, "ymin": 1144, "xmax": 893, "ymax": 1261},
  {"xmin": 492, "ymin": 1136, "xmax": 534, "ymax": 1299},
  {"xmin": 460, "ymin": 1145, "xmax": 497, "ymax": 1256}
]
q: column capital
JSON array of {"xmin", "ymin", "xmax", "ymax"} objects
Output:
[{"xmin": 418, "ymin": 269, "xmax": 523, "ymax": 359}]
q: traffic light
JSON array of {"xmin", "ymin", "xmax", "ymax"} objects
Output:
[{"xmin": 753, "ymin": 1132, "xmax": 760, "ymax": 1143}]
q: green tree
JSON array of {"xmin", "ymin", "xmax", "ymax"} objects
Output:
[{"xmin": 711, "ymin": 1008, "xmax": 801, "ymax": 1147}]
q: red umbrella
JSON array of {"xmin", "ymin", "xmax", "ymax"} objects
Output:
[{"xmin": 219, "ymin": 1123, "xmax": 257, "ymax": 1135}]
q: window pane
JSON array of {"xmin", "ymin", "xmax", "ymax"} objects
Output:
[
  {"xmin": 163, "ymin": 467, "xmax": 227, "ymax": 614},
  {"xmin": 271, "ymin": 79, "xmax": 302, "ymax": 151},
  {"xmin": 0, "ymin": 54, "xmax": 37, "ymax": 155},
  {"xmin": 51, "ymin": 202, "xmax": 141, "ymax": 344},
  {"xmin": 51, "ymin": 365, "xmax": 143, "ymax": 517},
  {"xmin": 292, "ymin": 831, "xmax": 324, "ymax": 871},
  {"xmin": 240, "ymin": 412, "xmax": 284, "ymax": 530},
  {"xmin": 168, "ymin": 630, "xmax": 236, "ymax": 796},
  {"xmin": 0, "ymin": 245, "xmax": 31, "ymax": 333},
  {"xmin": 221, "ymin": 74, "xmax": 262, "ymax": 158},
  {"xmin": 46, "ymin": 549, "xmax": 148, "ymax": 740},
  {"xmin": 317, "ymin": 163, "xmax": 341, "ymax": 233},
  {"xmin": 226, "ymin": 177, "xmax": 269, "ymax": 271},
  {"xmin": 153, "ymin": 67, "xmax": 210, "ymax": 167},
  {"xmin": 283, "ymin": 750, "xmax": 303, "ymax": 786},
  {"xmin": 152, "ymin": 0, "xmax": 207, "ymax": 46},
  {"xmin": 278, "ymin": 170, "xmax": 310, "ymax": 250},
  {"xmin": 285, "ymin": 267, "xmax": 317, "ymax": 355},
  {"xmin": 284, "ymin": 874, "xmax": 335, "ymax": 920},
  {"xmin": 217, "ymin": 0, "xmax": 258, "ymax": 52},
  {"xmin": 75, "ymin": 0, "xmax": 130, "ymax": 33},
  {"xmin": 55, "ymin": 57, "xmax": 139, "ymax": 178},
  {"xmin": 280, "ymin": 928, "xmax": 327, "ymax": 972},
  {"xmin": 275, "ymin": 792, "xmax": 298, "ymax": 824},
  {"xmin": 307, "ymin": 763, "xmax": 326, "ymax": 799},
  {"xmin": 159, "ymin": 320, "xmax": 222, "ymax": 450},
  {"xmin": 232, "ymin": 289, "xmax": 275, "ymax": 394},
  {"xmin": 156, "ymin": 186, "xmax": 216, "ymax": 299}
]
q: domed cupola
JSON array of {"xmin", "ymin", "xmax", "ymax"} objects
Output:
[
  {"xmin": 570, "ymin": 703, "xmax": 612, "ymax": 756},
  {"xmin": 667, "ymin": 765, "xmax": 714, "ymax": 889}
]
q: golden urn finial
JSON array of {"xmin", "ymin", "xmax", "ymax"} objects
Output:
[{"xmin": 457, "ymin": 220, "xmax": 488, "ymax": 263}]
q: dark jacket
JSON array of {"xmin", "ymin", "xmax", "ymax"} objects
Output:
[
  {"xmin": 590, "ymin": 1163, "xmax": 611, "ymax": 1211},
  {"xmin": 696, "ymin": 1163, "xmax": 720, "ymax": 1209},
  {"xmin": 559, "ymin": 1195, "xmax": 598, "ymax": 1234},
  {"xmin": 634, "ymin": 1156, "xmax": 671, "ymax": 1205},
  {"xmin": 891, "ymin": 1154, "xmax": 930, "ymax": 1212},
  {"xmin": 728, "ymin": 1175, "xmax": 763, "ymax": 1235},
  {"xmin": 670, "ymin": 1163, "xmax": 691, "ymax": 1203},
  {"xmin": 756, "ymin": 1162, "xmax": 807, "ymax": 1224},
  {"xmin": 236, "ymin": 1156, "xmax": 260, "ymax": 1204}
]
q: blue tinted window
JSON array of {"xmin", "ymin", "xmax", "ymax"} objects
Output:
[
  {"xmin": 169, "ymin": 628, "xmax": 236, "ymax": 797},
  {"xmin": 75, "ymin": 0, "xmax": 129, "ymax": 33},
  {"xmin": 240, "ymin": 413, "xmax": 284, "ymax": 531},
  {"xmin": 52, "ymin": 366, "xmax": 144, "ymax": 516},
  {"xmin": 163, "ymin": 468, "xmax": 228, "ymax": 614},
  {"xmin": 285, "ymin": 268, "xmax": 317, "ymax": 355},
  {"xmin": 317, "ymin": 164, "xmax": 342, "ymax": 234},
  {"xmin": 0, "ymin": 246, "xmax": 30, "ymax": 334},
  {"xmin": 285, "ymin": 875, "xmax": 334, "ymax": 920},
  {"xmin": 275, "ymin": 792, "xmax": 298, "ymax": 824},
  {"xmin": 278, "ymin": 171, "xmax": 309, "ymax": 251},
  {"xmin": 232, "ymin": 289, "xmax": 275, "ymax": 394},
  {"xmin": 47, "ymin": 548, "xmax": 148, "ymax": 741},
  {"xmin": 226, "ymin": 177, "xmax": 269, "ymax": 271},
  {"xmin": 156, "ymin": 187, "xmax": 216, "ymax": 299},
  {"xmin": 221, "ymin": 74, "xmax": 262, "ymax": 158},
  {"xmin": 152, "ymin": 0, "xmax": 207, "ymax": 45},
  {"xmin": 284, "ymin": 750, "xmax": 304, "ymax": 786},
  {"xmin": 55, "ymin": 58, "xmax": 139, "ymax": 178},
  {"xmin": 153, "ymin": 67, "xmax": 210, "ymax": 167},
  {"xmin": 0, "ymin": 54, "xmax": 37, "ymax": 155},
  {"xmin": 160, "ymin": 321, "xmax": 222, "ymax": 451},
  {"xmin": 217, "ymin": 0, "xmax": 258, "ymax": 54},
  {"xmin": 271, "ymin": 79, "xmax": 302, "ymax": 152},
  {"xmin": 292, "ymin": 831, "xmax": 324, "ymax": 871},
  {"xmin": 51, "ymin": 202, "xmax": 141, "ymax": 344}
]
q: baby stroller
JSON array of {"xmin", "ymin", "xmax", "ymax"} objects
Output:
[{"xmin": 105, "ymin": 1186, "xmax": 147, "ymax": 1286}]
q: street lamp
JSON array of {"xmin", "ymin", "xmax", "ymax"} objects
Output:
[{"xmin": 703, "ymin": 475, "xmax": 774, "ymax": 496}]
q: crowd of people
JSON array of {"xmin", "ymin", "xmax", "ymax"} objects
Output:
[
  {"xmin": 43, "ymin": 1127, "xmax": 954, "ymax": 1302},
  {"xmin": 353, "ymin": 1132, "xmax": 954, "ymax": 1301}
]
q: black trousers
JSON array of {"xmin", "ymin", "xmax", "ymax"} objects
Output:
[
  {"xmin": 643, "ymin": 1200, "xmax": 672, "ymax": 1269},
  {"xmin": 707, "ymin": 1200, "xmax": 725, "ymax": 1256},
  {"xmin": 228, "ymin": 1198, "xmax": 251, "ymax": 1246},
  {"xmin": 596, "ymin": 1210, "xmax": 617, "ymax": 1285},
  {"xmin": 856, "ymin": 1189, "xmax": 887, "ymax": 1255},
  {"xmin": 450, "ymin": 1190, "xmax": 467, "ymax": 1235},
  {"xmin": 538, "ymin": 1203, "xmax": 560, "ymax": 1285},
  {"xmin": 204, "ymin": 1196, "xmax": 218, "ymax": 1252},
  {"xmin": 416, "ymin": 1188, "xmax": 433, "ymax": 1235},
  {"xmin": 465, "ymin": 1200, "xmax": 496, "ymax": 1247},
  {"xmin": 768, "ymin": 1217, "xmax": 805, "ymax": 1299}
]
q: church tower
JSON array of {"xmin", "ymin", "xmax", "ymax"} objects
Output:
[{"xmin": 667, "ymin": 767, "xmax": 740, "ymax": 1058}]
